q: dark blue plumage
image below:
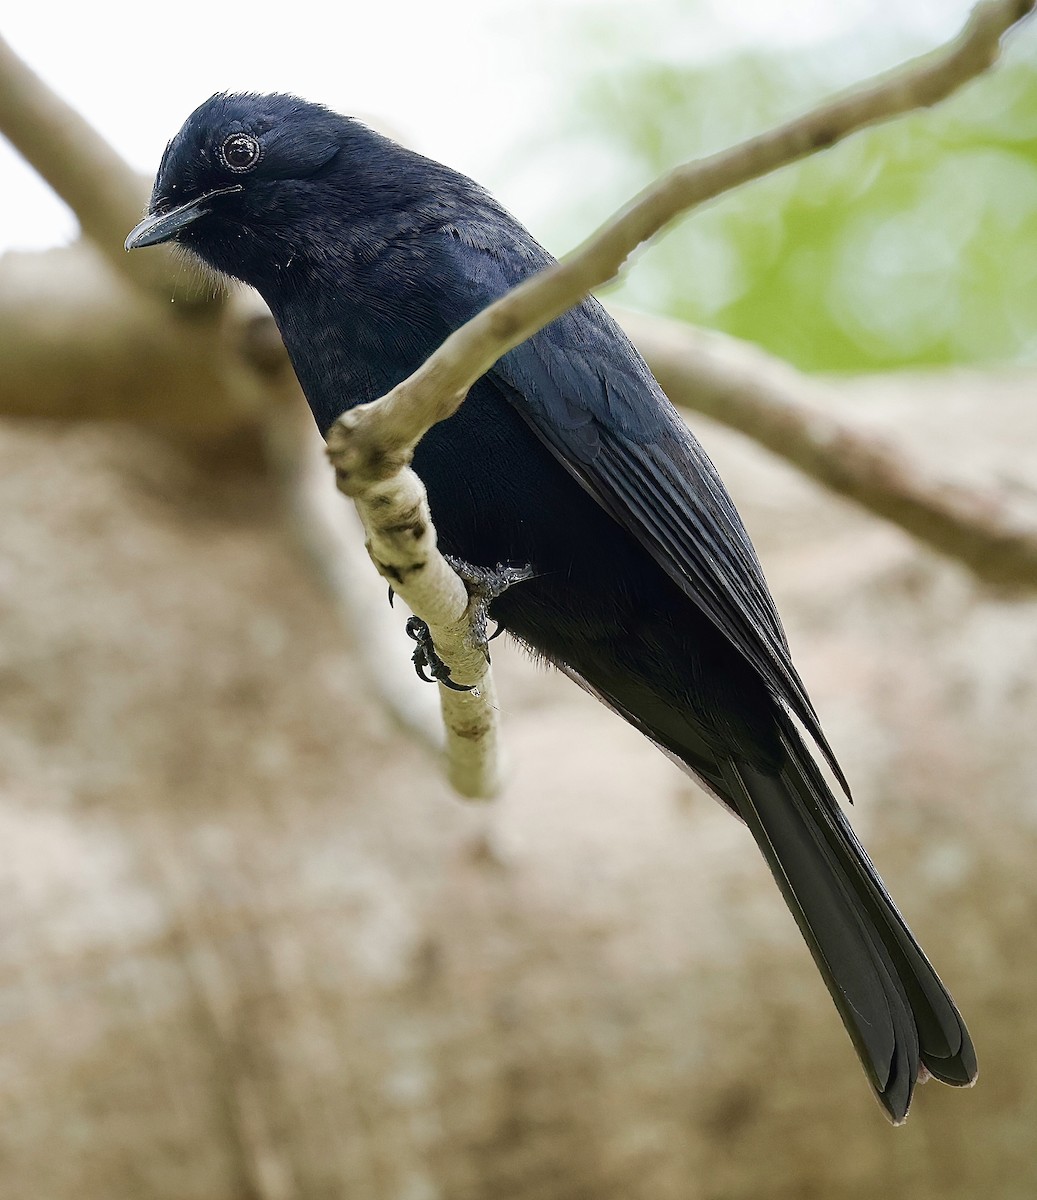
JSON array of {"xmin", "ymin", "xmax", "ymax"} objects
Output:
[{"xmin": 127, "ymin": 92, "xmax": 976, "ymax": 1121}]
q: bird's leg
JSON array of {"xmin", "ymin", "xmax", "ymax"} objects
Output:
[
  {"xmin": 403, "ymin": 559, "xmax": 533, "ymax": 690},
  {"xmin": 446, "ymin": 558, "xmax": 534, "ymax": 651}
]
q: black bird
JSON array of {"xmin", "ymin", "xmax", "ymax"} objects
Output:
[{"xmin": 127, "ymin": 92, "xmax": 976, "ymax": 1121}]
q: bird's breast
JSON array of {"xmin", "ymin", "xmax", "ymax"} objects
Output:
[{"xmin": 269, "ymin": 272, "xmax": 647, "ymax": 610}]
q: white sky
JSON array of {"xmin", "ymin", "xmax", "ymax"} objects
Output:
[{"xmin": 1, "ymin": 0, "xmax": 973, "ymax": 256}]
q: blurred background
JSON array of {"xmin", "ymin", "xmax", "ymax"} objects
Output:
[{"xmin": 2, "ymin": 1, "xmax": 1037, "ymax": 1197}]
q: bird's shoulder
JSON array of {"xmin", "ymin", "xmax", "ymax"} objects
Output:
[{"xmin": 400, "ymin": 199, "xmax": 672, "ymax": 447}]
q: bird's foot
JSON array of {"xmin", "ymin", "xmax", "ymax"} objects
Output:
[
  {"xmin": 402, "ymin": 558, "xmax": 533, "ymax": 689},
  {"xmin": 405, "ymin": 615, "xmax": 473, "ymax": 691}
]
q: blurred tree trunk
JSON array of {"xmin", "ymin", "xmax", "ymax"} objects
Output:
[{"xmin": 1, "ymin": 372, "xmax": 1035, "ymax": 1199}]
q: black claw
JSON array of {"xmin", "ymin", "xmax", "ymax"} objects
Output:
[
  {"xmin": 404, "ymin": 615, "xmax": 474, "ymax": 691},
  {"xmin": 398, "ymin": 561, "xmax": 532, "ymax": 691},
  {"xmin": 388, "ymin": 585, "xmax": 396, "ymax": 608},
  {"xmin": 439, "ymin": 673, "xmax": 475, "ymax": 693}
]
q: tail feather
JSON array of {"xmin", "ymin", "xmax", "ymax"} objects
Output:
[
  {"xmin": 721, "ymin": 723, "xmax": 976, "ymax": 1123},
  {"xmin": 773, "ymin": 718, "xmax": 977, "ymax": 1088},
  {"xmin": 553, "ymin": 659, "xmax": 976, "ymax": 1120}
]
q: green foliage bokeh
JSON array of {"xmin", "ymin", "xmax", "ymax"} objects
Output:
[{"xmin": 551, "ymin": 27, "xmax": 1037, "ymax": 372}]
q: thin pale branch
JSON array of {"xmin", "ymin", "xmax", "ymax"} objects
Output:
[
  {"xmin": 620, "ymin": 311, "xmax": 1037, "ymax": 589},
  {"xmin": 349, "ymin": 467, "xmax": 506, "ymax": 799},
  {"xmin": 0, "ymin": 32, "xmax": 210, "ymax": 305},
  {"xmin": 326, "ymin": 0, "xmax": 1034, "ymax": 793},
  {"xmin": 327, "ymin": 0, "xmax": 1035, "ymax": 485}
]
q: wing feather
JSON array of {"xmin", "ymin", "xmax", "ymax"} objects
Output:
[{"xmin": 433, "ymin": 229, "xmax": 849, "ymax": 794}]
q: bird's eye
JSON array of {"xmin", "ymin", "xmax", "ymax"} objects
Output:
[{"xmin": 220, "ymin": 133, "xmax": 262, "ymax": 173}]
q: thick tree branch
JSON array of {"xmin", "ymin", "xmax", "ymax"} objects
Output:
[
  {"xmin": 0, "ymin": 241, "xmax": 450, "ymax": 748},
  {"xmin": 0, "ymin": 32, "xmax": 210, "ymax": 305},
  {"xmin": 326, "ymin": 0, "xmax": 1034, "ymax": 789},
  {"xmin": 0, "ymin": 242, "xmax": 252, "ymax": 430},
  {"xmin": 621, "ymin": 312, "xmax": 1037, "ymax": 589}
]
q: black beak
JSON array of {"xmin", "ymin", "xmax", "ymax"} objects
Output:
[{"xmin": 124, "ymin": 185, "xmax": 243, "ymax": 250}]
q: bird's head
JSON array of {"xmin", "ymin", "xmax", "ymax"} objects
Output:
[{"xmin": 125, "ymin": 92, "xmax": 361, "ymax": 284}]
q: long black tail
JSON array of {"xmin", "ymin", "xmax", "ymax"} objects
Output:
[{"xmin": 718, "ymin": 714, "xmax": 976, "ymax": 1123}]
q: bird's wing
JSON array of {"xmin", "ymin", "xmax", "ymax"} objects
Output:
[{"xmin": 431, "ymin": 227, "xmax": 848, "ymax": 793}]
